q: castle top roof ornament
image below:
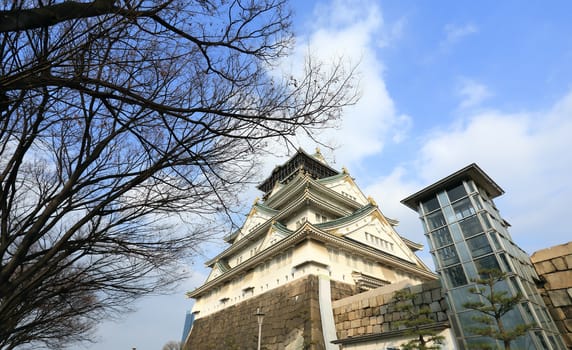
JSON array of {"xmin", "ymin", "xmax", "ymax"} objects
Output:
[
  {"xmin": 257, "ymin": 148, "xmax": 339, "ymax": 196},
  {"xmin": 312, "ymin": 147, "xmax": 327, "ymax": 164}
]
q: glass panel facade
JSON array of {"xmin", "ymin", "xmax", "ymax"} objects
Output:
[
  {"xmin": 444, "ymin": 265, "xmax": 467, "ymax": 287},
  {"xmin": 452, "ymin": 198, "xmax": 476, "ymax": 220},
  {"xmin": 535, "ymin": 331, "xmax": 549, "ymax": 349},
  {"xmin": 443, "ymin": 205, "xmax": 456, "ymax": 224},
  {"xmin": 437, "ymin": 245, "xmax": 460, "ymax": 266},
  {"xmin": 466, "ymin": 234, "xmax": 492, "ymax": 258},
  {"xmin": 422, "ymin": 196, "xmax": 440, "ymax": 213},
  {"xmin": 475, "ymin": 255, "xmax": 500, "ymax": 274},
  {"xmin": 431, "ymin": 226, "xmax": 453, "ymax": 248},
  {"xmin": 472, "ymin": 195, "xmax": 484, "ymax": 210},
  {"xmin": 437, "ymin": 191, "xmax": 450, "ymax": 206},
  {"xmin": 466, "ymin": 180, "xmax": 476, "ymax": 193},
  {"xmin": 426, "ymin": 210, "xmax": 446, "ymax": 230},
  {"xmin": 480, "ymin": 212, "xmax": 491, "ymax": 229},
  {"xmin": 459, "ymin": 215, "xmax": 483, "ymax": 237},
  {"xmin": 499, "ymin": 253, "xmax": 512, "ymax": 272},
  {"xmin": 447, "ymin": 183, "xmax": 467, "ymax": 202},
  {"xmin": 488, "ymin": 231, "xmax": 501, "ymax": 250},
  {"xmin": 410, "ymin": 175, "xmax": 564, "ymax": 349}
]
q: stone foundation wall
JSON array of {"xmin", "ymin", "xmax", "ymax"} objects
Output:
[
  {"xmin": 332, "ymin": 279, "xmax": 446, "ymax": 340},
  {"xmin": 531, "ymin": 241, "xmax": 572, "ymax": 349},
  {"xmin": 185, "ymin": 276, "xmax": 356, "ymax": 350}
]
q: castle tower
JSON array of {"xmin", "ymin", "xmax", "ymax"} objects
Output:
[
  {"xmin": 402, "ymin": 163, "xmax": 566, "ymax": 349},
  {"xmin": 184, "ymin": 149, "xmax": 436, "ymax": 349}
]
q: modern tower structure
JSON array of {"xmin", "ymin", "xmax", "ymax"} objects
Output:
[
  {"xmin": 184, "ymin": 149, "xmax": 436, "ymax": 349},
  {"xmin": 401, "ymin": 164, "xmax": 565, "ymax": 349}
]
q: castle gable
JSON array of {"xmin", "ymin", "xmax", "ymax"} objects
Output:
[
  {"xmin": 343, "ymin": 213, "xmax": 418, "ymax": 264},
  {"xmin": 258, "ymin": 222, "xmax": 293, "ymax": 252},
  {"xmin": 205, "ymin": 260, "xmax": 231, "ymax": 283},
  {"xmin": 234, "ymin": 203, "xmax": 277, "ymax": 243},
  {"xmin": 318, "ymin": 173, "xmax": 368, "ymax": 206}
]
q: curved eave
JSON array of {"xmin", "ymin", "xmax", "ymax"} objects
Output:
[
  {"xmin": 224, "ymin": 229, "xmax": 240, "ymax": 243},
  {"xmin": 188, "ymin": 224, "xmax": 436, "ymax": 299},
  {"xmin": 253, "ymin": 202, "xmax": 279, "ymax": 215},
  {"xmin": 225, "ymin": 203, "xmax": 279, "ymax": 244},
  {"xmin": 399, "ymin": 236, "xmax": 424, "ymax": 252},
  {"xmin": 205, "ymin": 220, "xmax": 293, "ymax": 266},
  {"xmin": 264, "ymin": 174, "xmax": 362, "ymax": 212},
  {"xmin": 205, "ymin": 189, "xmax": 355, "ymax": 266},
  {"xmin": 316, "ymin": 204, "xmax": 376, "ymax": 230},
  {"xmin": 315, "ymin": 172, "xmax": 347, "ymax": 184}
]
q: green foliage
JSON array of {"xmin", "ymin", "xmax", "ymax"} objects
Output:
[
  {"xmin": 392, "ymin": 289, "xmax": 445, "ymax": 350},
  {"xmin": 462, "ymin": 269, "xmax": 534, "ymax": 350}
]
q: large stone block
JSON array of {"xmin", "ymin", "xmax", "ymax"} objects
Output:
[
  {"xmin": 563, "ymin": 305, "xmax": 572, "ymax": 319},
  {"xmin": 548, "ymin": 289, "xmax": 572, "ymax": 307},
  {"xmin": 544, "ymin": 271, "xmax": 572, "ymax": 290},
  {"xmin": 431, "ymin": 287, "xmax": 442, "ymax": 301},
  {"xmin": 549, "ymin": 306, "xmax": 566, "ymax": 321},
  {"xmin": 531, "ymin": 242, "xmax": 572, "ymax": 263},
  {"xmin": 565, "ymin": 319, "xmax": 572, "ymax": 333},
  {"xmin": 553, "ymin": 257, "xmax": 568, "ymax": 271},
  {"xmin": 422, "ymin": 291, "xmax": 432, "ymax": 304},
  {"xmin": 369, "ymin": 297, "xmax": 378, "ymax": 307},
  {"xmin": 430, "ymin": 301, "xmax": 441, "ymax": 313},
  {"xmin": 565, "ymin": 254, "xmax": 572, "ymax": 269},
  {"xmin": 534, "ymin": 260, "xmax": 556, "ymax": 275}
]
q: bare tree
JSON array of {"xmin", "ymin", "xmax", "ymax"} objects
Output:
[
  {"xmin": 162, "ymin": 340, "xmax": 183, "ymax": 350},
  {"xmin": 0, "ymin": 1, "xmax": 357, "ymax": 349}
]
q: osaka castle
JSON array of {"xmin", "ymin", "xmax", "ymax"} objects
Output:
[{"xmin": 184, "ymin": 148, "xmax": 436, "ymax": 349}]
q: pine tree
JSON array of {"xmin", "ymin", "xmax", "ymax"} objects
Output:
[
  {"xmin": 392, "ymin": 289, "xmax": 445, "ymax": 350},
  {"xmin": 462, "ymin": 269, "xmax": 533, "ymax": 350}
]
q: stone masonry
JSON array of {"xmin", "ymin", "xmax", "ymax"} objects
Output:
[
  {"xmin": 531, "ymin": 241, "xmax": 572, "ymax": 349},
  {"xmin": 185, "ymin": 275, "xmax": 356, "ymax": 350},
  {"xmin": 331, "ymin": 279, "xmax": 447, "ymax": 340}
]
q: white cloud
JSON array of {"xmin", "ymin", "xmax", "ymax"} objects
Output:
[
  {"xmin": 279, "ymin": 0, "xmax": 412, "ymax": 172},
  {"xmin": 457, "ymin": 78, "xmax": 492, "ymax": 109},
  {"xmin": 442, "ymin": 23, "xmax": 478, "ymax": 47},
  {"xmin": 366, "ymin": 90, "xmax": 572, "ymax": 257},
  {"xmin": 377, "ymin": 17, "xmax": 407, "ymax": 49}
]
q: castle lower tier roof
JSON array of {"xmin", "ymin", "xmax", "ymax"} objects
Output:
[{"xmin": 187, "ymin": 223, "xmax": 436, "ymax": 299}]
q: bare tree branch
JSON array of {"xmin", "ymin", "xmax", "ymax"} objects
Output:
[
  {"xmin": 0, "ymin": 0, "xmax": 358, "ymax": 349},
  {"xmin": 0, "ymin": 0, "xmax": 118, "ymax": 33}
]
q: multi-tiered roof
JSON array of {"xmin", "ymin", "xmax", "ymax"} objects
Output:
[{"xmin": 187, "ymin": 148, "xmax": 435, "ymax": 316}]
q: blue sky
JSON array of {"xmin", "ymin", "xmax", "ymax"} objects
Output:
[{"xmin": 85, "ymin": 1, "xmax": 572, "ymax": 349}]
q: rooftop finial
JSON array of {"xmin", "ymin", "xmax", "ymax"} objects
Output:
[{"xmin": 313, "ymin": 147, "xmax": 326, "ymax": 164}]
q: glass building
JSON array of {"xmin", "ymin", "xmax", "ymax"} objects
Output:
[{"xmin": 401, "ymin": 164, "xmax": 565, "ymax": 350}]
